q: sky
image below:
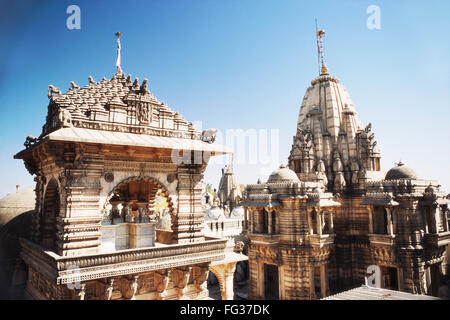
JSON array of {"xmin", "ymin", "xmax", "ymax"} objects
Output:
[{"xmin": 0, "ymin": 0, "xmax": 449, "ymax": 198}]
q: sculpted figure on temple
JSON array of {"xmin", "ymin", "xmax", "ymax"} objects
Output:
[
  {"xmin": 201, "ymin": 129, "xmax": 218, "ymax": 143},
  {"xmin": 350, "ymin": 160, "xmax": 360, "ymax": 185},
  {"xmin": 316, "ymin": 159, "xmax": 328, "ymax": 187},
  {"xmin": 88, "ymin": 76, "xmax": 96, "ymax": 85},
  {"xmin": 58, "ymin": 108, "xmax": 73, "ymax": 128},
  {"xmin": 70, "ymin": 81, "xmax": 80, "ymax": 90},
  {"xmin": 334, "ymin": 171, "xmax": 346, "ymax": 192},
  {"xmin": 105, "ymin": 279, "xmax": 114, "ymax": 300},
  {"xmin": 47, "ymin": 85, "xmax": 61, "ymax": 98},
  {"xmin": 140, "ymin": 78, "xmax": 149, "ymax": 93},
  {"xmin": 332, "ymin": 151, "xmax": 343, "ymax": 173}
]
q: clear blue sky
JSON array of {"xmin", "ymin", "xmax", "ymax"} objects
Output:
[{"xmin": 0, "ymin": 0, "xmax": 449, "ymax": 198}]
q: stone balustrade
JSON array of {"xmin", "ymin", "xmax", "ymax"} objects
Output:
[{"xmin": 20, "ymin": 237, "xmax": 227, "ymax": 285}]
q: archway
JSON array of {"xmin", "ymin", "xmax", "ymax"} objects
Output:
[
  {"xmin": 103, "ymin": 176, "xmax": 174, "ymax": 224},
  {"xmin": 102, "ymin": 176, "xmax": 176, "ymax": 247},
  {"xmin": 40, "ymin": 179, "xmax": 59, "ymax": 251}
]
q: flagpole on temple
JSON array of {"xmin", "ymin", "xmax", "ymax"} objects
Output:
[{"xmin": 115, "ymin": 32, "xmax": 122, "ymax": 74}]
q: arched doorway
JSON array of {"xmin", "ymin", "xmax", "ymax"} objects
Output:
[
  {"xmin": 40, "ymin": 179, "xmax": 59, "ymax": 251},
  {"xmin": 101, "ymin": 177, "xmax": 175, "ymax": 250}
]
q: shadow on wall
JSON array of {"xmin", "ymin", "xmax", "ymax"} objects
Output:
[{"xmin": 0, "ymin": 210, "xmax": 33, "ymax": 299}]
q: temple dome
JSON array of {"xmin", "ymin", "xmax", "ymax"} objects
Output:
[
  {"xmin": 205, "ymin": 206, "xmax": 225, "ymax": 220},
  {"xmin": 267, "ymin": 165, "xmax": 300, "ymax": 183},
  {"xmin": 385, "ymin": 162, "xmax": 418, "ymax": 180}
]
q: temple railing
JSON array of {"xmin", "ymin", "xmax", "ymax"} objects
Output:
[{"xmin": 20, "ymin": 237, "xmax": 227, "ymax": 285}]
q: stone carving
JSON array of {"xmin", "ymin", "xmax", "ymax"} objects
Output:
[
  {"xmin": 140, "ymin": 78, "xmax": 149, "ymax": 93},
  {"xmin": 104, "ymin": 171, "xmax": 114, "ymax": 183},
  {"xmin": 105, "ymin": 278, "xmax": 114, "ymax": 300},
  {"xmin": 137, "ymin": 101, "xmax": 151, "ymax": 124},
  {"xmin": 193, "ymin": 266, "xmax": 209, "ymax": 292},
  {"xmin": 234, "ymin": 241, "xmax": 244, "ymax": 254},
  {"xmin": 132, "ymin": 78, "xmax": 140, "ymax": 90},
  {"xmin": 77, "ymin": 283, "xmax": 86, "ymax": 300},
  {"xmin": 201, "ymin": 129, "xmax": 218, "ymax": 143},
  {"xmin": 172, "ymin": 267, "xmax": 192, "ymax": 299},
  {"xmin": 58, "ymin": 108, "xmax": 73, "ymax": 127},
  {"xmin": 70, "ymin": 81, "xmax": 80, "ymax": 90},
  {"xmin": 154, "ymin": 269, "xmax": 171, "ymax": 299},
  {"xmin": 24, "ymin": 135, "xmax": 37, "ymax": 148},
  {"xmin": 130, "ymin": 275, "xmax": 139, "ymax": 300},
  {"xmin": 47, "ymin": 85, "xmax": 61, "ymax": 98},
  {"xmin": 316, "ymin": 159, "xmax": 328, "ymax": 187}
]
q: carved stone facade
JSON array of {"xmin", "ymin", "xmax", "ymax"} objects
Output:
[
  {"xmin": 244, "ymin": 64, "xmax": 450, "ymax": 299},
  {"xmin": 15, "ymin": 67, "xmax": 236, "ymax": 300},
  {"xmin": 243, "ymin": 166, "xmax": 340, "ymax": 299}
]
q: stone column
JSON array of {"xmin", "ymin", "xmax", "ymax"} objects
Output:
[
  {"xmin": 309, "ymin": 266, "xmax": 316, "ymax": 299},
  {"xmin": 268, "ymin": 210, "xmax": 273, "ymax": 235},
  {"xmin": 210, "ymin": 263, "xmax": 237, "ymax": 300},
  {"xmin": 317, "ymin": 209, "xmax": 322, "ymax": 236},
  {"xmin": 176, "ymin": 169, "xmax": 205, "ymax": 243},
  {"xmin": 386, "ymin": 208, "xmax": 394, "ymax": 235},
  {"xmin": 329, "ymin": 211, "xmax": 334, "ymax": 233},
  {"xmin": 320, "ymin": 264, "xmax": 328, "ymax": 298},
  {"xmin": 368, "ymin": 206, "xmax": 374, "ymax": 234}
]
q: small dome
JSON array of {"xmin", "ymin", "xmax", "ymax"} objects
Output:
[
  {"xmin": 231, "ymin": 206, "xmax": 244, "ymax": 218},
  {"xmin": 385, "ymin": 162, "xmax": 418, "ymax": 180},
  {"xmin": 267, "ymin": 165, "xmax": 300, "ymax": 183},
  {"xmin": 205, "ymin": 206, "xmax": 225, "ymax": 221}
]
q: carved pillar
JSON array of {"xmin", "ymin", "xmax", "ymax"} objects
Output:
[
  {"xmin": 275, "ymin": 210, "xmax": 280, "ymax": 234},
  {"xmin": 309, "ymin": 266, "xmax": 316, "ymax": 299},
  {"xmin": 172, "ymin": 266, "xmax": 192, "ymax": 299},
  {"xmin": 307, "ymin": 208, "xmax": 313, "ymax": 235},
  {"xmin": 154, "ymin": 269, "xmax": 171, "ymax": 300},
  {"xmin": 268, "ymin": 210, "xmax": 273, "ymax": 235},
  {"xmin": 329, "ymin": 211, "xmax": 334, "ymax": 233},
  {"xmin": 176, "ymin": 169, "xmax": 205, "ymax": 243},
  {"xmin": 317, "ymin": 209, "xmax": 323, "ymax": 236},
  {"xmin": 243, "ymin": 207, "xmax": 248, "ymax": 232},
  {"xmin": 105, "ymin": 278, "xmax": 114, "ymax": 300},
  {"xmin": 130, "ymin": 275, "xmax": 139, "ymax": 300},
  {"xmin": 368, "ymin": 206, "xmax": 374, "ymax": 234},
  {"xmin": 193, "ymin": 265, "xmax": 209, "ymax": 292},
  {"xmin": 386, "ymin": 207, "xmax": 394, "ymax": 235}
]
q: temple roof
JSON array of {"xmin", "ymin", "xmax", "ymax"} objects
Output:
[{"xmin": 42, "ymin": 70, "xmax": 201, "ymax": 140}]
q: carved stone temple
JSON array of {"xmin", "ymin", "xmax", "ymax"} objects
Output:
[
  {"xmin": 13, "ymin": 39, "xmax": 246, "ymax": 299},
  {"xmin": 242, "ymin": 30, "xmax": 450, "ymax": 299}
]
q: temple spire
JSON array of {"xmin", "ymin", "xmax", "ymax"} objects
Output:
[
  {"xmin": 115, "ymin": 32, "xmax": 122, "ymax": 74},
  {"xmin": 315, "ymin": 21, "xmax": 328, "ymax": 75}
]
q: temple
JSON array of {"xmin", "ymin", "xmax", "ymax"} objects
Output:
[
  {"xmin": 12, "ymin": 34, "xmax": 247, "ymax": 300},
  {"xmin": 242, "ymin": 28, "xmax": 450, "ymax": 299}
]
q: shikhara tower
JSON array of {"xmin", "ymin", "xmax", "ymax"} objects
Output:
[{"xmin": 243, "ymin": 28, "xmax": 449, "ymax": 299}]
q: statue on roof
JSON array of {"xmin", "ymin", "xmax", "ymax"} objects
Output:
[{"xmin": 47, "ymin": 85, "xmax": 61, "ymax": 98}]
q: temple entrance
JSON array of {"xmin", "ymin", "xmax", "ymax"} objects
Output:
[
  {"xmin": 263, "ymin": 264, "xmax": 279, "ymax": 300},
  {"xmin": 429, "ymin": 263, "xmax": 441, "ymax": 296},
  {"xmin": 380, "ymin": 266, "xmax": 398, "ymax": 290},
  {"xmin": 40, "ymin": 179, "xmax": 59, "ymax": 251}
]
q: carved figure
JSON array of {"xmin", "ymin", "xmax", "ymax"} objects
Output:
[
  {"xmin": 201, "ymin": 129, "xmax": 218, "ymax": 143},
  {"xmin": 47, "ymin": 85, "xmax": 61, "ymax": 98}
]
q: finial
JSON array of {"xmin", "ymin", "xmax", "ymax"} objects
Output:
[
  {"xmin": 315, "ymin": 20, "xmax": 328, "ymax": 75},
  {"xmin": 115, "ymin": 32, "xmax": 122, "ymax": 74},
  {"xmin": 395, "ymin": 160, "xmax": 404, "ymax": 167}
]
